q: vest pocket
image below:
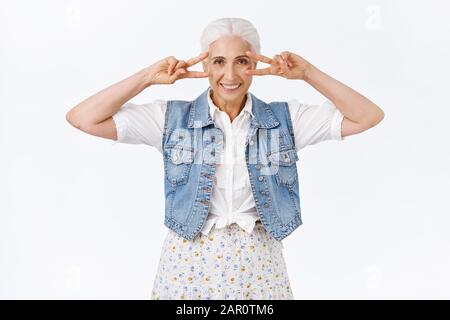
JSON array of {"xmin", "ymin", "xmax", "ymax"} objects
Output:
[
  {"xmin": 164, "ymin": 146, "xmax": 194, "ymax": 185},
  {"xmin": 267, "ymin": 149, "xmax": 299, "ymax": 186}
]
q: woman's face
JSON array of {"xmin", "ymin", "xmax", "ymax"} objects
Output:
[{"xmin": 202, "ymin": 35, "xmax": 257, "ymax": 106}]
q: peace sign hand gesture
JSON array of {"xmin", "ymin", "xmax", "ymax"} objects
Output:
[
  {"xmin": 146, "ymin": 51, "xmax": 210, "ymax": 85},
  {"xmin": 245, "ymin": 50, "xmax": 312, "ymax": 80}
]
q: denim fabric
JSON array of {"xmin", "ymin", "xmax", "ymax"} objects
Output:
[{"xmin": 163, "ymin": 86, "xmax": 302, "ymax": 241}]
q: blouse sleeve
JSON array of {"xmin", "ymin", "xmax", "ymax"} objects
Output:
[
  {"xmin": 111, "ymin": 99, "xmax": 166, "ymax": 153},
  {"xmin": 288, "ymin": 98, "xmax": 346, "ymax": 151}
]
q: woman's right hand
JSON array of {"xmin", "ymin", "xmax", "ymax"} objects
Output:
[{"xmin": 145, "ymin": 51, "xmax": 210, "ymax": 85}]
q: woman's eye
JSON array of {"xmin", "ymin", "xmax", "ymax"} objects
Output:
[{"xmin": 213, "ymin": 59, "xmax": 248, "ymax": 65}]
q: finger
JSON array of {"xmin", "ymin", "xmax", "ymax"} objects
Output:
[
  {"xmin": 173, "ymin": 68, "xmax": 187, "ymax": 78},
  {"xmin": 184, "ymin": 70, "xmax": 209, "ymax": 78},
  {"xmin": 186, "ymin": 51, "xmax": 209, "ymax": 67},
  {"xmin": 167, "ymin": 57, "xmax": 178, "ymax": 76},
  {"xmin": 245, "ymin": 50, "xmax": 272, "ymax": 65},
  {"xmin": 274, "ymin": 54, "xmax": 282, "ymax": 65},
  {"xmin": 278, "ymin": 56, "xmax": 289, "ymax": 73},
  {"xmin": 168, "ymin": 68, "xmax": 187, "ymax": 82},
  {"xmin": 281, "ymin": 52, "xmax": 293, "ymax": 67},
  {"xmin": 273, "ymin": 54, "xmax": 285, "ymax": 74},
  {"xmin": 174, "ymin": 60, "xmax": 187, "ymax": 73},
  {"xmin": 245, "ymin": 67, "xmax": 272, "ymax": 76}
]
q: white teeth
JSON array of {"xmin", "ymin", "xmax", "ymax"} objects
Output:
[{"xmin": 221, "ymin": 83, "xmax": 240, "ymax": 90}]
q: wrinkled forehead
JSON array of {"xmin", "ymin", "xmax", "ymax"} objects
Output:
[{"xmin": 208, "ymin": 35, "xmax": 252, "ymax": 58}]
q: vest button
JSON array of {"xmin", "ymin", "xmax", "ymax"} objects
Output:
[
  {"xmin": 255, "ymin": 164, "xmax": 261, "ymax": 170},
  {"xmin": 258, "ymin": 176, "xmax": 264, "ymax": 182},
  {"xmin": 260, "ymin": 191, "xmax": 265, "ymax": 196},
  {"xmin": 249, "ymin": 139, "xmax": 255, "ymax": 145},
  {"xmin": 263, "ymin": 202, "xmax": 269, "ymax": 208}
]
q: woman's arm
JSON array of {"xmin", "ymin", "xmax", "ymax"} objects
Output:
[
  {"xmin": 65, "ymin": 51, "xmax": 209, "ymax": 140},
  {"xmin": 65, "ymin": 68, "xmax": 153, "ymax": 140},
  {"xmin": 303, "ymin": 64, "xmax": 385, "ymax": 137},
  {"xmin": 245, "ymin": 50, "xmax": 385, "ymax": 138}
]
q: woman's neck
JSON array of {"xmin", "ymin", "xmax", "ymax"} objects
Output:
[{"xmin": 210, "ymin": 90, "xmax": 247, "ymax": 123}]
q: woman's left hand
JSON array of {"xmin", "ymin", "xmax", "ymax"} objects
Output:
[{"xmin": 245, "ymin": 50, "xmax": 312, "ymax": 80}]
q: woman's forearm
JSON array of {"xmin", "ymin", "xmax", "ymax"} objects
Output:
[
  {"xmin": 66, "ymin": 67, "xmax": 153, "ymax": 128},
  {"xmin": 304, "ymin": 64, "xmax": 384, "ymax": 127}
]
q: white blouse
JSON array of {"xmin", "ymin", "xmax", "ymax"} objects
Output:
[{"xmin": 112, "ymin": 88, "xmax": 345, "ymax": 237}]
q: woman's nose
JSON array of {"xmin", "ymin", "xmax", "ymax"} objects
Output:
[{"xmin": 224, "ymin": 64, "xmax": 237, "ymax": 78}]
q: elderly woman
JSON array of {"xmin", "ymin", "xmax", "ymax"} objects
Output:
[{"xmin": 66, "ymin": 17, "xmax": 384, "ymax": 300}]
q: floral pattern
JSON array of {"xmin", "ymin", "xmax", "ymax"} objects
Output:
[{"xmin": 150, "ymin": 222, "xmax": 294, "ymax": 300}]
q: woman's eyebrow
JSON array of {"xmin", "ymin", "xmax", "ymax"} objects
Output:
[{"xmin": 211, "ymin": 55, "xmax": 249, "ymax": 59}]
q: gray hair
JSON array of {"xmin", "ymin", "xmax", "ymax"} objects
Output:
[{"xmin": 200, "ymin": 17, "xmax": 261, "ymax": 55}]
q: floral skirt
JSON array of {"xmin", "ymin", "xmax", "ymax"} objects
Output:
[{"xmin": 150, "ymin": 221, "xmax": 294, "ymax": 300}]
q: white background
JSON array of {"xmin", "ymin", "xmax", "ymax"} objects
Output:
[{"xmin": 1, "ymin": 0, "xmax": 449, "ymax": 299}]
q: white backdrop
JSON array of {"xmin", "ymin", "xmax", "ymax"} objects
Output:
[{"xmin": 1, "ymin": 0, "xmax": 449, "ymax": 299}]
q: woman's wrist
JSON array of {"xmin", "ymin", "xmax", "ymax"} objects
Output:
[
  {"xmin": 141, "ymin": 66, "xmax": 156, "ymax": 88},
  {"xmin": 303, "ymin": 63, "xmax": 318, "ymax": 83}
]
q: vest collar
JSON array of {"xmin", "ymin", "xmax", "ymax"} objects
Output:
[{"xmin": 188, "ymin": 86, "xmax": 280, "ymax": 129}]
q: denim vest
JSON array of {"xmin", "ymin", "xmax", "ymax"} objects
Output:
[{"xmin": 162, "ymin": 86, "xmax": 302, "ymax": 241}]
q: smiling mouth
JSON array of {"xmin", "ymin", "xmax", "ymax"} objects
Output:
[{"xmin": 220, "ymin": 83, "xmax": 242, "ymax": 91}]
